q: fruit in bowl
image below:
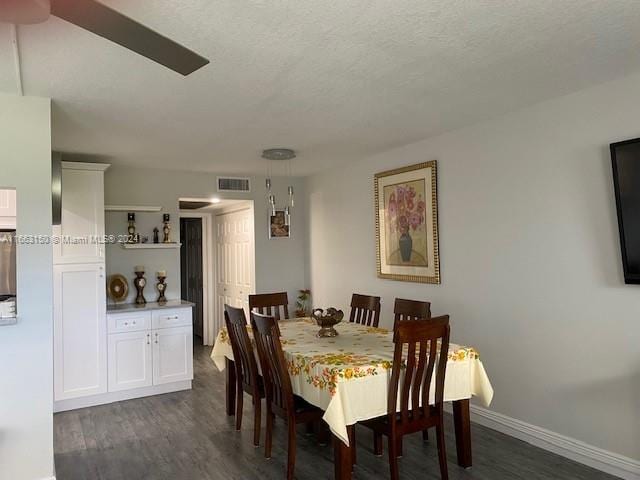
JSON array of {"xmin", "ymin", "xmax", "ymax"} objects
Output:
[{"xmin": 312, "ymin": 307, "xmax": 344, "ymax": 338}]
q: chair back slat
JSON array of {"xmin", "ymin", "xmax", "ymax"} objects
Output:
[
  {"xmin": 250, "ymin": 311, "xmax": 294, "ymax": 413},
  {"xmin": 224, "ymin": 305, "xmax": 260, "ymax": 393},
  {"xmin": 411, "ymin": 340, "xmax": 428, "ymax": 419},
  {"xmin": 393, "ymin": 298, "xmax": 431, "ymax": 330},
  {"xmin": 249, "ymin": 292, "xmax": 289, "ymax": 320},
  {"xmin": 349, "ymin": 293, "xmax": 381, "ymax": 327},
  {"xmin": 388, "ymin": 316, "xmax": 450, "ymax": 428}
]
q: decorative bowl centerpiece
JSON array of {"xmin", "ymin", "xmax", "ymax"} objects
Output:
[{"xmin": 312, "ymin": 307, "xmax": 344, "ymax": 338}]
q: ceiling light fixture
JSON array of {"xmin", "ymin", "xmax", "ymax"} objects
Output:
[{"xmin": 263, "ymin": 148, "xmax": 296, "ymax": 223}]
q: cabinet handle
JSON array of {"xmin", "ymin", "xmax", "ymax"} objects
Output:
[
  {"xmin": 146, "ymin": 334, "xmax": 150, "ymax": 345},
  {"xmin": 155, "ymin": 332, "xmax": 159, "ymax": 344},
  {"xmin": 167, "ymin": 315, "xmax": 179, "ymax": 320},
  {"xmin": 124, "ymin": 322, "xmax": 128, "ymax": 326}
]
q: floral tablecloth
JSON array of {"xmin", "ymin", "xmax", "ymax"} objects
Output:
[{"xmin": 211, "ymin": 318, "xmax": 493, "ymax": 445}]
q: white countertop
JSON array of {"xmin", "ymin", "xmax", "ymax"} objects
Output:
[{"xmin": 107, "ymin": 300, "xmax": 194, "ymax": 314}]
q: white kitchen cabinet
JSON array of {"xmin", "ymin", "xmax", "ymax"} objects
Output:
[
  {"xmin": 152, "ymin": 326, "xmax": 194, "ymax": 386},
  {"xmin": 0, "ymin": 189, "xmax": 16, "ymax": 228},
  {"xmin": 108, "ymin": 330, "xmax": 153, "ymax": 392},
  {"xmin": 104, "ymin": 305, "xmax": 193, "ymax": 396},
  {"xmin": 54, "ymin": 263, "xmax": 107, "ymax": 401},
  {"xmin": 53, "ymin": 162, "xmax": 109, "ymax": 264}
]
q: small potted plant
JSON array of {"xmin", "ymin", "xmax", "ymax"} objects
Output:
[{"xmin": 295, "ymin": 289, "xmax": 311, "ymax": 317}]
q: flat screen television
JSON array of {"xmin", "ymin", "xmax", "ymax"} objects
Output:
[{"xmin": 611, "ymin": 137, "xmax": 640, "ymax": 284}]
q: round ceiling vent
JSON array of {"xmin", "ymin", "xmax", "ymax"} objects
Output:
[{"xmin": 261, "ymin": 148, "xmax": 296, "ymax": 160}]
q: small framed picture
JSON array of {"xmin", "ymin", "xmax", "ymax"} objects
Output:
[{"xmin": 269, "ymin": 210, "xmax": 290, "ymax": 239}]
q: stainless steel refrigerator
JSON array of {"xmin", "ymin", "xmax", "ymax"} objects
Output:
[{"xmin": 0, "ymin": 230, "xmax": 16, "ymax": 298}]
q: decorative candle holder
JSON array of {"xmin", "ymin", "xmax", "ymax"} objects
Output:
[
  {"xmin": 127, "ymin": 212, "xmax": 136, "ymax": 243},
  {"xmin": 156, "ymin": 272, "xmax": 167, "ymax": 304},
  {"xmin": 162, "ymin": 213, "xmax": 171, "ymax": 243},
  {"xmin": 153, "ymin": 227, "xmax": 160, "ymax": 244},
  {"xmin": 133, "ymin": 266, "xmax": 147, "ymax": 305}
]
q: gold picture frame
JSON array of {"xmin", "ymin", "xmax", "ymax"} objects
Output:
[{"xmin": 375, "ymin": 161, "xmax": 440, "ymax": 284}]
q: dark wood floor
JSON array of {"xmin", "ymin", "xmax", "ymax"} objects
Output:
[{"xmin": 54, "ymin": 345, "xmax": 616, "ymax": 480}]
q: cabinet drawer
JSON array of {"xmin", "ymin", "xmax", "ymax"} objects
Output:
[
  {"xmin": 107, "ymin": 311, "xmax": 151, "ymax": 334},
  {"xmin": 152, "ymin": 308, "xmax": 192, "ymax": 329}
]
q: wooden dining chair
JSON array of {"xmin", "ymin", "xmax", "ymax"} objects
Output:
[
  {"xmin": 349, "ymin": 293, "xmax": 381, "ymax": 327},
  {"xmin": 250, "ymin": 311, "xmax": 325, "ymax": 480},
  {"xmin": 362, "ymin": 316, "xmax": 450, "ymax": 480},
  {"xmin": 224, "ymin": 304, "xmax": 264, "ymax": 447},
  {"xmin": 249, "ymin": 292, "xmax": 290, "ymax": 320},
  {"xmin": 393, "ymin": 298, "xmax": 433, "ymax": 443},
  {"xmin": 393, "ymin": 298, "xmax": 431, "ymax": 330}
]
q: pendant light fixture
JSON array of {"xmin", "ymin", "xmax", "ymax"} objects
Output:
[{"xmin": 262, "ymin": 148, "xmax": 296, "ymax": 222}]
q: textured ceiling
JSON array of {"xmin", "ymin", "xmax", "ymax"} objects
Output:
[{"xmin": 3, "ymin": 0, "xmax": 640, "ymax": 175}]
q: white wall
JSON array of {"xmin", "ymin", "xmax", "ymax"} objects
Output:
[
  {"xmin": 0, "ymin": 94, "xmax": 53, "ymax": 480},
  {"xmin": 306, "ymin": 72, "xmax": 640, "ymax": 461},
  {"xmin": 104, "ymin": 166, "xmax": 307, "ymax": 307}
]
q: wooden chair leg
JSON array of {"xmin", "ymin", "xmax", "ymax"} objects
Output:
[
  {"xmin": 287, "ymin": 421, "xmax": 297, "ymax": 480},
  {"xmin": 422, "ymin": 429, "xmax": 429, "ymax": 442},
  {"xmin": 436, "ymin": 422, "xmax": 449, "ymax": 480},
  {"xmin": 253, "ymin": 397, "xmax": 261, "ymax": 447},
  {"xmin": 388, "ymin": 435, "xmax": 400, "ymax": 480},
  {"xmin": 305, "ymin": 421, "xmax": 315, "ymax": 436},
  {"xmin": 373, "ymin": 431, "xmax": 383, "ymax": 456},
  {"xmin": 265, "ymin": 411, "xmax": 274, "ymax": 459},
  {"xmin": 396, "ymin": 437, "xmax": 403, "ymax": 458},
  {"xmin": 316, "ymin": 420, "xmax": 329, "ymax": 446},
  {"xmin": 347, "ymin": 425, "xmax": 357, "ymax": 466},
  {"xmin": 234, "ymin": 384, "xmax": 243, "ymax": 431}
]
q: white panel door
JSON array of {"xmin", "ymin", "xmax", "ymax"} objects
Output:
[
  {"xmin": 0, "ymin": 189, "xmax": 16, "ymax": 228},
  {"xmin": 53, "ymin": 167, "xmax": 106, "ymax": 264},
  {"xmin": 0, "ymin": 189, "xmax": 16, "ymax": 216},
  {"xmin": 54, "ymin": 263, "xmax": 107, "ymax": 401},
  {"xmin": 215, "ymin": 208, "xmax": 255, "ymax": 330},
  {"xmin": 152, "ymin": 326, "xmax": 193, "ymax": 385},
  {"xmin": 108, "ymin": 331, "xmax": 153, "ymax": 392}
]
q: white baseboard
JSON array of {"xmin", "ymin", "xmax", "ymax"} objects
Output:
[
  {"xmin": 53, "ymin": 381, "xmax": 192, "ymax": 413},
  {"xmin": 465, "ymin": 404, "xmax": 640, "ymax": 480}
]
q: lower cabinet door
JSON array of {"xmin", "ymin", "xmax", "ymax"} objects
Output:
[
  {"xmin": 108, "ymin": 331, "xmax": 153, "ymax": 392},
  {"xmin": 152, "ymin": 326, "xmax": 193, "ymax": 385},
  {"xmin": 54, "ymin": 263, "xmax": 107, "ymax": 401}
]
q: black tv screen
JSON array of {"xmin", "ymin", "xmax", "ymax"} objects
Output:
[{"xmin": 611, "ymin": 138, "xmax": 640, "ymax": 284}]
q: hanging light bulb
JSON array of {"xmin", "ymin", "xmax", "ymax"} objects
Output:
[
  {"xmin": 288, "ymin": 185, "xmax": 294, "ymax": 207},
  {"xmin": 269, "ymin": 194, "xmax": 276, "ymax": 216},
  {"xmin": 284, "ymin": 206, "xmax": 291, "ymax": 226},
  {"xmin": 265, "ymin": 178, "xmax": 271, "ymax": 191}
]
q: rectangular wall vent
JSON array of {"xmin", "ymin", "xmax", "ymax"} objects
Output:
[{"xmin": 217, "ymin": 177, "xmax": 251, "ymax": 192}]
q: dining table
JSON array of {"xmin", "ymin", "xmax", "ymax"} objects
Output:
[{"xmin": 211, "ymin": 318, "xmax": 494, "ymax": 480}]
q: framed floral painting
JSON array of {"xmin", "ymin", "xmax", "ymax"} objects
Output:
[{"xmin": 374, "ymin": 161, "xmax": 440, "ymax": 284}]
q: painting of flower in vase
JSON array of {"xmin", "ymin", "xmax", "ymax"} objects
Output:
[
  {"xmin": 375, "ymin": 161, "xmax": 440, "ymax": 284},
  {"xmin": 383, "ymin": 180, "xmax": 428, "ymax": 266}
]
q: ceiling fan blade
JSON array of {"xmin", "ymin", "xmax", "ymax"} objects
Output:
[{"xmin": 50, "ymin": 0, "xmax": 209, "ymax": 76}]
